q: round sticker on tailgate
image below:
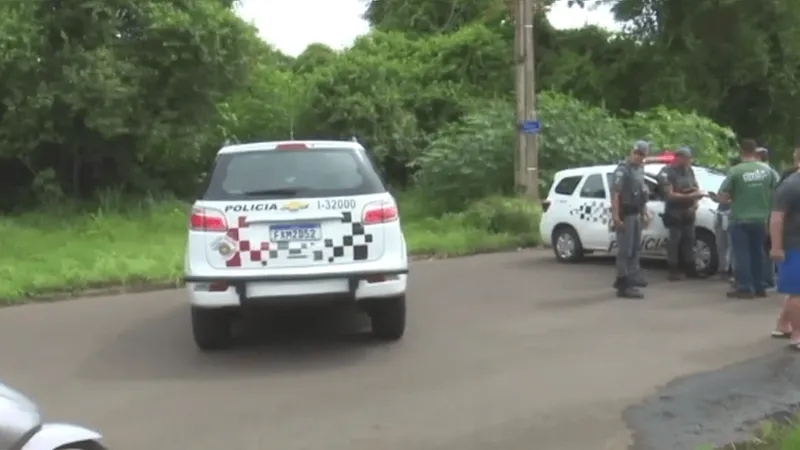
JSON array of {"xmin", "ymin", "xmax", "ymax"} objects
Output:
[{"xmin": 213, "ymin": 237, "xmax": 237, "ymax": 259}]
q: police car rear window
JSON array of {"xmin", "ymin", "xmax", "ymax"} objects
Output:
[{"xmin": 202, "ymin": 147, "xmax": 387, "ymax": 200}]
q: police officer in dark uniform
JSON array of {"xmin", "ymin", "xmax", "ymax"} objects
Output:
[
  {"xmin": 657, "ymin": 146, "xmax": 707, "ymax": 280},
  {"xmin": 611, "ymin": 140, "xmax": 652, "ymax": 298}
]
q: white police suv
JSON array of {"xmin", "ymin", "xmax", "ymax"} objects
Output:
[
  {"xmin": 538, "ymin": 153, "xmax": 726, "ymax": 274},
  {"xmin": 183, "ymin": 140, "xmax": 409, "ymax": 350}
]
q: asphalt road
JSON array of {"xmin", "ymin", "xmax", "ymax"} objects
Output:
[{"xmin": 0, "ymin": 251, "xmax": 793, "ymax": 450}]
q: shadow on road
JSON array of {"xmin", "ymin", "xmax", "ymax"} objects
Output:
[
  {"xmin": 516, "ymin": 252, "xmax": 671, "ymax": 271},
  {"xmin": 78, "ymin": 304, "xmax": 397, "ymax": 382}
]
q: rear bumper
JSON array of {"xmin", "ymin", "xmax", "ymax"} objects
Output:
[
  {"xmin": 183, "ymin": 268, "xmax": 407, "ymax": 283},
  {"xmin": 185, "ymin": 269, "xmax": 408, "ymax": 308}
]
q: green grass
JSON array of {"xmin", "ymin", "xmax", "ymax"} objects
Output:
[
  {"xmin": 0, "ymin": 195, "xmax": 539, "ymax": 303},
  {"xmin": 696, "ymin": 415, "xmax": 800, "ymax": 449}
]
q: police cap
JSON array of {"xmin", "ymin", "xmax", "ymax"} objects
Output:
[{"xmin": 633, "ymin": 140, "xmax": 650, "ymax": 155}]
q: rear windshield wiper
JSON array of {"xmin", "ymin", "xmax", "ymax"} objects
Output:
[{"xmin": 241, "ymin": 188, "xmax": 307, "ymax": 197}]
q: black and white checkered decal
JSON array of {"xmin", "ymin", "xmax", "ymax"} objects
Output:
[
  {"xmin": 569, "ymin": 201, "xmax": 612, "ymax": 225},
  {"xmin": 266, "ymin": 211, "xmax": 373, "ymax": 263}
]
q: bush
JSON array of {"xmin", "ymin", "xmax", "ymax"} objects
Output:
[
  {"xmin": 411, "ymin": 91, "xmax": 737, "ymax": 216},
  {"xmin": 461, "ymin": 196, "xmax": 541, "ymax": 238},
  {"xmin": 623, "ymin": 107, "xmax": 736, "ymax": 167},
  {"xmin": 536, "ymin": 91, "xmax": 630, "ymax": 189},
  {"xmin": 402, "ymin": 195, "xmax": 541, "ymax": 258},
  {"xmin": 412, "ymin": 99, "xmax": 515, "ymax": 213},
  {"xmin": 412, "ymin": 91, "xmax": 630, "ymax": 213}
]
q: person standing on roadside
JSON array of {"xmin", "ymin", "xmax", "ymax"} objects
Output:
[
  {"xmin": 611, "ymin": 140, "xmax": 653, "ymax": 298},
  {"xmin": 715, "ymin": 156, "xmax": 740, "ymax": 281},
  {"xmin": 769, "ymin": 169, "xmax": 800, "ymax": 349},
  {"xmin": 718, "ymin": 138, "xmax": 778, "ymax": 298},
  {"xmin": 756, "ymin": 147, "xmax": 780, "ymax": 179},
  {"xmin": 657, "ymin": 146, "xmax": 706, "ymax": 280},
  {"xmin": 779, "ymin": 148, "xmax": 800, "ymax": 184}
]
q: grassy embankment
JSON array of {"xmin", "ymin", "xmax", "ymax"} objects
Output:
[
  {"xmin": 0, "ymin": 193, "xmax": 541, "ymax": 303},
  {"xmin": 697, "ymin": 416, "xmax": 800, "ymax": 449}
]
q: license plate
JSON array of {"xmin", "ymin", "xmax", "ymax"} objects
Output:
[{"xmin": 269, "ymin": 224, "xmax": 321, "ymax": 242}]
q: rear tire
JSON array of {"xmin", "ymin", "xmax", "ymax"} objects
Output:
[
  {"xmin": 191, "ymin": 306, "xmax": 234, "ymax": 351},
  {"xmin": 369, "ymin": 295, "xmax": 406, "ymax": 341},
  {"xmin": 694, "ymin": 228, "xmax": 718, "ymax": 276},
  {"xmin": 551, "ymin": 225, "xmax": 585, "ymax": 263}
]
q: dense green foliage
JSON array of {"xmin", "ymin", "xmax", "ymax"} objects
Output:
[{"xmin": 0, "ymin": 0, "xmax": 794, "ymax": 217}]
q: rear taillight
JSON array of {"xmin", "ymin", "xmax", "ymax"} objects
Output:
[
  {"xmin": 542, "ymin": 200, "xmax": 551, "ymax": 212},
  {"xmin": 362, "ymin": 201, "xmax": 399, "ymax": 224},
  {"xmin": 190, "ymin": 207, "xmax": 228, "ymax": 231}
]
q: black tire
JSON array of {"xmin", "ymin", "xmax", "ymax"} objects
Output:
[
  {"xmin": 551, "ymin": 225, "xmax": 585, "ymax": 263},
  {"xmin": 694, "ymin": 228, "xmax": 719, "ymax": 276},
  {"xmin": 191, "ymin": 306, "xmax": 234, "ymax": 351},
  {"xmin": 56, "ymin": 440, "xmax": 107, "ymax": 450},
  {"xmin": 369, "ymin": 295, "xmax": 406, "ymax": 341}
]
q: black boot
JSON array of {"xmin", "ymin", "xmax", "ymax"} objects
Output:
[
  {"xmin": 616, "ymin": 277, "xmax": 644, "ymax": 298},
  {"xmin": 630, "ymin": 277, "xmax": 648, "ymax": 287},
  {"xmin": 668, "ymin": 268, "xmax": 682, "ymax": 281}
]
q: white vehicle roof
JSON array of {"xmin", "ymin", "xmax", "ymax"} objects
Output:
[
  {"xmin": 553, "ymin": 163, "xmax": 668, "ymax": 178},
  {"xmin": 551, "ymin": 162, "xmax": 726, "ymax": 193},
  {"xmin": 218, "ymin": 140, "xmax": 363, "ymax": 155}
]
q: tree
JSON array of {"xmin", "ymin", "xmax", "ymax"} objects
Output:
[
  {"xmin": 0, "ymin": 0, "xmax": 263, "ymax": 202},
  {"xmin": 293, "ymin": 43, "xmax": 337, "ymax": 75},
  {"xmin": 364, "ymin": 0, "xmax": 510, "ymax": 35},
  {"xmin": 607, "ymin": 0, "xmax": 800, "ymax": 157}
]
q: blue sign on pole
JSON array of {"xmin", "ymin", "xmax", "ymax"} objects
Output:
[{"xmin": 520, "ymin": 120, "xmax": 541, "ymax": 134}]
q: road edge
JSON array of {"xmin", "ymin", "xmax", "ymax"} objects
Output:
[{"xmin": 2, "ymin": 246, "xmax": 544, "ymax": 306}]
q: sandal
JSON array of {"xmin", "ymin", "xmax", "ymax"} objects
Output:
[
  {"xmin": 788, "ymin": 340, "xmax": 800, "ymax": 350},
  {"xmin": 772, "ymin": 330, "xmax": 792, "ymax": 339}
]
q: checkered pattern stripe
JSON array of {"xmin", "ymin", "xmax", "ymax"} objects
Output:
[
  {"xmin": 224, "ymin": 216, "xmax": 271, "ymax": 267},
  {"xmin": 323, "ymin": 211, "xmax": 373, "ymax": 262},
  {"xmin": 569, "ymin": 201, "xmax": 612, "ymax": 225},
  {"xmin": 223, "ymin": 211, "xmax": 375, "ymax": 266}
]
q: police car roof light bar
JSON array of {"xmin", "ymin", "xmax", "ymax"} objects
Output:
[{"xmin": 644, "ymin": 151, "xmax": 676, "ymax": 164}]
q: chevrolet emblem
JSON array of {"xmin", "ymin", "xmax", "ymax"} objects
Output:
[{"xmin": 281, "ymin": 201, "xmax": 309, "ymax": 212}]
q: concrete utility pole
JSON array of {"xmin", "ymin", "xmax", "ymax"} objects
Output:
[
  {"xmin": 522, "ymin": 0, "xmax": 538, "ymax": 201},
  {"xmin": 514, "ymin": 0, "xmax": 539, "ymax": 201},
  {"xmin": 514, "ymin": 0, "xmax": 526, "ymax": 190}
]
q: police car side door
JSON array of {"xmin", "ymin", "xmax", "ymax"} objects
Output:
[
  {"xmin": 572, "ymin": 171, "xmax": 612, "ymax": 251},
  {"xmin": 640, "ymin": 175, "xmax": 668, "ymax": 254}
]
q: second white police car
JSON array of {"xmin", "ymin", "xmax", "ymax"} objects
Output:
[
  {"xmin": 183, "ymin": 140, "xmax": 409, "ymax": 351},
  {"xmin": 539, "ymin": 152, "xmax": 726, "ymax": 274}
]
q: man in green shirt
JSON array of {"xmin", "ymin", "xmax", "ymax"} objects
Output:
[{"xmin": 718, "ymin": 138, "xmax": 778, "ymax": 298}]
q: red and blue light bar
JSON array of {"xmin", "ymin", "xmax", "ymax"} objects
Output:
[{"xmin": 644, "ymin": 150, "xmax": 676, "ymax": 164}]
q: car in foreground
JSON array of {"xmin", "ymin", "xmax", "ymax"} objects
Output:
[
  {"xmin": 183, "ymin": 140, "xmax": 409, "ymax": 350},
  {"xmin": 538, "ymin": 153, "xmax": 726, "ymax": 275},
  {"xmin": 0, "ymin": 380, "xmax": 107, "ymax": 450}
]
